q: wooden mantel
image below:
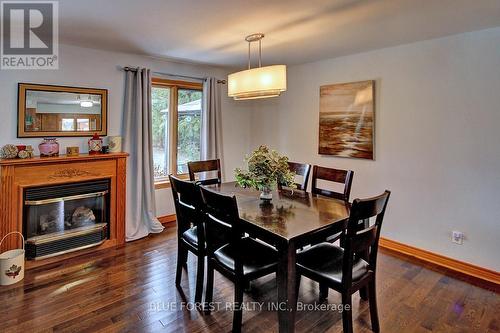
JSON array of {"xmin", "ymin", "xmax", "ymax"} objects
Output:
[{"xmin": 0, "ymin": 153, "xmax": 128, "ymax": 268}]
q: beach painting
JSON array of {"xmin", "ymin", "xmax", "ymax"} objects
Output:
[{"xmin": 319, "ymin": 80, "xmax": 375, "ymax": 159}]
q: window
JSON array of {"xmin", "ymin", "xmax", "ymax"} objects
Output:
[
  {"xmin": 77, "ymin": 118, "xmax": 90, "ymax": 131},
  {"xmin": 61, "ymin": 118, "xmax": 75, "ymax": 131},
  {"xmin": 151, "ymin": 78, "xmax": 203, "ymax": 183}
]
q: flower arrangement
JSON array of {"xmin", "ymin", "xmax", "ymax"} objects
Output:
[{"xmin": 235, "ymin": 145, "xmax": 295, "ymax": 200}]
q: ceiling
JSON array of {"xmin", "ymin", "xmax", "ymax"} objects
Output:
[{"xmin": 58, "ymin": 0, "xmax": 500, "ymax": 68}]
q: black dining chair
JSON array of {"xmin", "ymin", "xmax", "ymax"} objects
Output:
[
  {"xmin": 169, "ymin": 175, "xmax": 206, "ymax": 303},
  {"xmin": 296, "ymin": 190, "xmax": 391, "ymax": 333},
  {"xmin": 311, "ymin": 165, "xmax": 354, "ymax": 242},
  {"xmin": 311, "ymin": 165, "xmax": 354, "ymax": 202},
  {"xmin": 200, "ymin": 186, "xmax": 278, "ymax": 333},
  {"xmin": 188, "ymin": 159, "xmax": 222, "ymax": 185},
  {"xmin": 280, "ymin": 161, "xmax": 311, "ymax": 191}
]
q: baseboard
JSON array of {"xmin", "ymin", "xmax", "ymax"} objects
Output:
[
  {"xmin": 379, "ymin": 237, "xmax": 500, "ymax": 285},
  {"xmin": 157, "ymin": 214, "xmax": 176, "ymax": 225}
]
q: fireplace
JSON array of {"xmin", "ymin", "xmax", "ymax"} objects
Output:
[
  {"xmin": 23, "ymin": 179, "xmax": 110, "ymax": 260},
  {"xmin": 0, "ymin": 153, "xmax": 127, "ymax": 268}
]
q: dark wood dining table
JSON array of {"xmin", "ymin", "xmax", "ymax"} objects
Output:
[{"xmin": 205, "ymin": 182, "xmax": 350, "ymax": 333}]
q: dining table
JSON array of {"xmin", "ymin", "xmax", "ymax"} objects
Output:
[{"xmin": 205, "ymin": 182, "xmax": 350, "ymax": 333}]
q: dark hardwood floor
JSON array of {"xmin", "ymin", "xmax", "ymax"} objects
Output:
[{"xmin": 1, "ymin": 227, "xmax": 498, "ymax": 333}]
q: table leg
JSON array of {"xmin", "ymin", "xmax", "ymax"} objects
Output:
[{"xmin": 277, "ymin": 241, "xmax": 297, "ymax": 333}]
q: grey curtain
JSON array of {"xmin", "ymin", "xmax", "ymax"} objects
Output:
[
  {"xmin": 122, "ymin": 67, "xmax": 164, "ymax": 241},
  {"xmin": 201, "ymin": 77, "xmax": 223, "ymax": 161}
]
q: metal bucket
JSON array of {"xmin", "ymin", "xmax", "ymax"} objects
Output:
[{"xmin": 0, "ymin": 232, "xmax": 25, "ymax": 286}]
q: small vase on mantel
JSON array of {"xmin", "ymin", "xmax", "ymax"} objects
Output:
[{"xmin": 38, "ymin": 138, "xmax": 59, "ymax": 157}]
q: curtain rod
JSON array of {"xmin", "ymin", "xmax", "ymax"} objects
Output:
[{"xmin": 122, "ymin": 66, "xmax": 226, "ymax": 84}]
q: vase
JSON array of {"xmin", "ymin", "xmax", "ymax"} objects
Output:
[
  {"xmin": 88, "ymin": 133, "xmax": 103, "ymax": 155},
  {"xmin": 38, "ymin": 138, "xmax": 59, "ymax": 157},
  {"xmin": 260, "ymin": 187, "xmax": 273, "ymax": 201}
]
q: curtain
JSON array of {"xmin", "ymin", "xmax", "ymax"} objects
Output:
[
  {"xmin": 201, "ymin": 77, "xmax": 223, "ymax": 162},
  {"xmin": 122, "ymin": 67, "xmax": 164, "ymax": 241}
]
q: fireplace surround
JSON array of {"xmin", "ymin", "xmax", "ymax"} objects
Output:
[{"xmin": 0, "ymin": 153, "xmax": 127, "ymax": 268}]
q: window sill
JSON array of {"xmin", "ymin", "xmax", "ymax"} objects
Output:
[
  {"xmin": 154, "ymin": 174, "xmax": 189, "ymax": 190},
  {"xmin": 155, "ymin": 180, "xmax": 171, "ymax": 190}
]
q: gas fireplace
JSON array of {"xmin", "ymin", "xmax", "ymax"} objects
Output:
[
  {"xmin": 23, "ymin": 179, "xmax": 110, "ymax": 260},
  {"xmin": 0, "ymin": 153, "xmax": 127, "ymax": 268}
]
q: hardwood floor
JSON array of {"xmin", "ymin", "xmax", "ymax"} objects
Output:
[{"xmin": 1, "ymin": 227, "xmax": 498, "ymax": 333}]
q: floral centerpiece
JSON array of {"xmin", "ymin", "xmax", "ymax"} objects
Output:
[{"xmin": 235, "ymin": 145, "xmax": 295, "ymax": 201}]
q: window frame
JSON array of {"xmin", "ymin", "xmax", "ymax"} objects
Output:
[{"xmin": 152, "ymin": 78, "xmax": 203, "ymax": 188}]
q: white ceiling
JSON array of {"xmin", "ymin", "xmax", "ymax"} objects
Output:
[{"xmin": 58, "ymin": 0, "xmax": 500, "ymax": 68}]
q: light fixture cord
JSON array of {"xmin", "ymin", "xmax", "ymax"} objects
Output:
[
  {"xmin": 248, "ymin": 41, "xmax": 251, "ymax": 70},
  {"xmin": 246, "ymin": 34, "xmax": 264, "ymax": 70},
  {"xmin": 259, "ymin": 39, "xmax": 262, "ymax": 68}
]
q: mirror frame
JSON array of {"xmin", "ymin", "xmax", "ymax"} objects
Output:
[{"xmin": 18, "ymin": 83, "xmax": 108, "ymax": 138}]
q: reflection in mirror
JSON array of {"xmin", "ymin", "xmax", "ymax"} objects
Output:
[
  {"xmin": 18, "ymin": 83, "xmax": 107, "ymax": 138},
  {"xmin": 25, "ymin": 91, "xmax": 102, "ymax": 132}
]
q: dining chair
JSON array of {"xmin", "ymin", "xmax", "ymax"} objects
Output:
[
  {"xmin": 200, "ymin": 186, "xmax": 278, "ymax": 333},
  {"xmin": 311, "ymin": 165, "xmax": 355, "ymax": 245},
  {"xmin": 311, "ymin": 165, "xmax": 354, "ymax": 202},
  {"xmin": 169, "ymin": 175, "xmax": 206, "ymax": 303},
  {"xmin": 188, "ymin": 159, "xmax": 222, "ymax": 185},
  {"xmin": 280, "ymin": 161, "xmax": 311, "ymax": 191},
  {"xmin": 296, "ymin": 190, "xmax": 391, "ymax": 333}
]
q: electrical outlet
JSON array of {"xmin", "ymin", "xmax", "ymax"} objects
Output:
[{"xmin": 452, "ymin": 231, "xmax": 464, "ymax": 245}]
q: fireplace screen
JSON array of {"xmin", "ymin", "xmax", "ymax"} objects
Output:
[{"xmin": 23, "ymin": 179, "xmax": 110, "ymax": 260}]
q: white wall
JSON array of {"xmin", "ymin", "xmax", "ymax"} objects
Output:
[
  {"xmin": 0, "ymin": 43, "xmax": 253, "ymax": 217},
  {"xmin": 250, "ymin": 28, "xmax": 500, "ymax": 271}
]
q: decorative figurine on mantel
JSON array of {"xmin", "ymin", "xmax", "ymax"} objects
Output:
[
  {"xmin": 66, "ymin": 146, "xmax": 80, "ymax": 157},
  {"xmin": 88, "ymin": 133, "xmax": 103, "ymax": 155},
  {"xmin": 0, "ymin": 144, "xmax": 35, "ymax": 159},
  {"xmin": 0, "ymin": 144, "xmax": 18, "ymax": 159},
  {"xmin": 16, "ymin": 145, "xmax": 34, "ymax": 159}
]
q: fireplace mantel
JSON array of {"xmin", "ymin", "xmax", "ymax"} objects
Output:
[{"xmin": 0, "ymin": 153, "xmax": 128, "ymax": 268}]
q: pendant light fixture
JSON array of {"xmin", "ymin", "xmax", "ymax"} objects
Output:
[
  {"xmin": 79, "ymin": 94, "xmax": 94, "ymax": 108},
  {"xmin": 228, "ymin": 33, "xmax": 287, "ymax": 100}
]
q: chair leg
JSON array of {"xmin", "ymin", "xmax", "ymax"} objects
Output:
[
  {"xmin": 181, "ymin": 247, "xmax": 189, "ymax": 266},
  {"xmin": 368, "ymin": 279, "xmax": 380, "ymax": 332},
  {"xmin": 359, "ymin": 246, "xmax": 370, "ymax": 301},
  {"xmin": 341, "ymin": 292, "xmax": 353, "ymax": 333},
  {"xmin": 175, "ymin": 245, "xmax": 187, "ymax": 286},
  {"xmin": 194, "ymin": 255, "xmax": 205, "ymax": 304},
  {"xmin": 295, "ymin": 274, "xmax": 301, "ymax": 304},
  {"xmin": 360, "ymin": 286, "xmax": 368, "ymax": 301},
  {"xmin": 204, "ymin": 262, "xmax": 214, "ymax": 314},
  {"xmin": 319, "ymin": 283, "xmax": 329, "ymax": 301},
  {"xmin": 232, "ymin": 282, "xmax": 244, "ymax": 333}
]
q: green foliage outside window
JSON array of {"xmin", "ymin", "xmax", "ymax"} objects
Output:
[{"xmin": 152, "ymin": 86, "xmax": 203, "ymax": 176}]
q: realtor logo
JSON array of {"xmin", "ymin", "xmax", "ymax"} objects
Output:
[{"xmin": 1, "ymin": 1, "xmax": 58, "ymax": 69}]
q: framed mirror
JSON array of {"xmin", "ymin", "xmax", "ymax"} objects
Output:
[{"xmin": 18, "ymin": 83, "xmax": 108, "ymax": 137}]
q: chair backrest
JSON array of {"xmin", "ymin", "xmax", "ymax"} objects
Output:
[
  {"xmin": 188, "ymin": 159, "xmax": 222, "ymax": 185},
  {"xmin": 285, "ymin": 161, "xmax": 311, "ymax": 191},
  {"xmin": 341, "ymin": 190, "xmax": 391, "ymax": 286},
  {"xmin": 169, "ymin": 175, "xmax": 203, "ymax": 236},
  {"xmin": 311, "ymin": 165, "xmax": 354, "ymax": 201},
  {"xmin": 199, "ymin": 186, "xmax": 243, "ymax": 266}
]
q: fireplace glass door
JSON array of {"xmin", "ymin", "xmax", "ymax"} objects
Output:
[{"xmin": 23, "ymin": 179, "xmax": 110, "ymax": 259}]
